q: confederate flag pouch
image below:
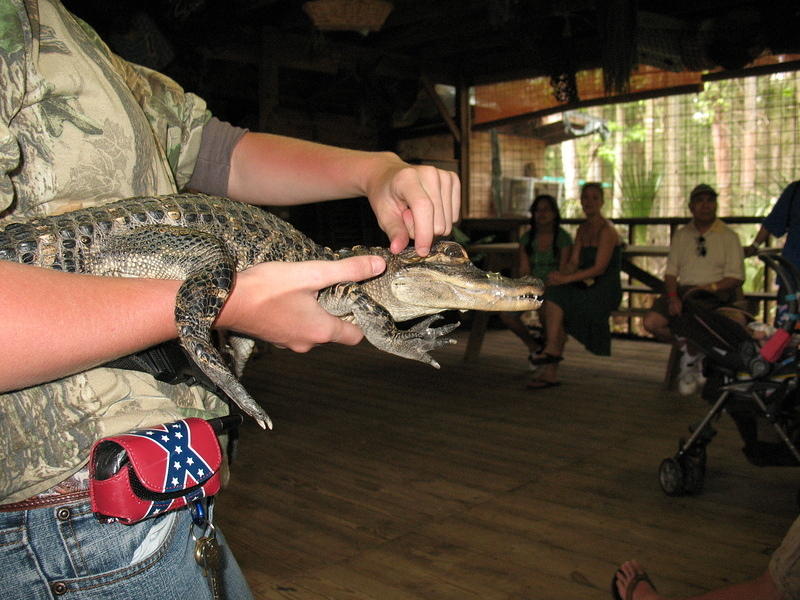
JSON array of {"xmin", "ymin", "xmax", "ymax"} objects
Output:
[{"xmin": 89, "ymin": 417, "xmax": 225, "ymax": 525}]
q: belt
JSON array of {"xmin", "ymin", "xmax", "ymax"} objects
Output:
[
  {"xmin": 0, "ymin": 467, "xmax": 90, "ymax": 512},
  {"xmin": 0, "ymin": 490, "xmax": 89, "ymax": 512}
]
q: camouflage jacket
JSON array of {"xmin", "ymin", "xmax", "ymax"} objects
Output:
[{"xmin": 0, "ymin": 0, "xmax": 227, "ymax": 502}]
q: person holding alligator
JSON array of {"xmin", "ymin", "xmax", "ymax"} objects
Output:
[{"xmin": 0, "ymin": 0, "xmax": 459, "ymax": 597}]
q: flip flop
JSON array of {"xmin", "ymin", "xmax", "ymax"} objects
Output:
[
  {"xmin": 528, "ymin": 353, "xmax": 563, "ymax": 366},
  {"xmin": 526, "ymin": 379, "xmax": 561, "ymax": 390},
  {"xmin": 611, "ymin": 567, "xmax": 657, "ymax": 600}
]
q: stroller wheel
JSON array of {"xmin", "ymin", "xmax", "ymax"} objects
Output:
[
  {"xmin": 659, "ymin": 457, "xmax": 686, "ymax": 496},
  {"xmin": 680, "ymin": 455, "xmax": 705, "ymax": 495}
]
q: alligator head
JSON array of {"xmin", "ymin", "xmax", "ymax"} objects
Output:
[{"xmin": 360, "ymin": 240, "xmax": 544, "ymax": 322}]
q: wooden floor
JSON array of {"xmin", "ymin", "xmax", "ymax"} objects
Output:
[{"xmin": 216, "ymin": 327, "xmax": 800, "ymax": 600}]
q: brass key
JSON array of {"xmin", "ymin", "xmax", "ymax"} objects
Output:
[{"xmin": 195, "ymin": 534, "xmax": 224, "ymax": 600}]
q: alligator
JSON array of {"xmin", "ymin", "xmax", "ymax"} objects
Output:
[{"xmin": 0, "ymin": 193, "xmax": 544, "ymax": 429}]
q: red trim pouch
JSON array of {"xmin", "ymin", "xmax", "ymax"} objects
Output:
[{"xmin": 89, "ymin": 417, "xmax": 222, "ymax": 525}]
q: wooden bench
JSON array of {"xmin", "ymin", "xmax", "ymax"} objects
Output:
[
  {"xmin": 462, "ymin": 241, "xmax": 778, "ymax": 393},
  {"xmin": 462, "ymin": 243, "xmax": 669, "ymax": 361}
]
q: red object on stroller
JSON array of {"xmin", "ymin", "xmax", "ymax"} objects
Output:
[{"xmin": 658, "ymin": 253, "xmax": 800, "ymax": 501}]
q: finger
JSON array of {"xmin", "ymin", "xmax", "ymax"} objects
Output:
[
  {"xmin": 386, "ymin": 212, "xmax": 411, "ymax": 254},
  {"xmin": 296, "ymin": 256, "xmax": 386, "ymax": 291},
  {"xmin": 416, "ymin": 166, "xmax": 447, "ymax": 237},
  {"xmin": 400, "ymin": 170, "xmax": 435, "ymax": 256},
  {"xmin": 328, "ymin": 318, "xmax": 365, "ymax": 346},
  {"xmin": 449, "ymin": 171, "xmax": 462, "ymax": 225},
  {"xmin": 437, "ymin": 169, "xmax": 453, "ymax": 235}
]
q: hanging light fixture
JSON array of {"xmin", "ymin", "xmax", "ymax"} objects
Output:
[{"xmin": 302, "ymin": 0, "xmax": 394, "ymax": 36}]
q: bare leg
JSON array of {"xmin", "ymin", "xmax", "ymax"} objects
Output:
[
  {"xmin": 529, "ymin": 301, "xmax": 566, "ymax": 385},
  {"xmin": 643, "ymin": 310, "xmax": 674, "ymax": 343},
  {"xmin": 499, "ymin": 311, "xmax": 542, "ymax": 353},
  {"xmin": 542, "ymin": 300, "xmax": 566, "ymax": 358},
  {"xmin": 614, "ymin": 560, "xmax": 782, "ymax": 600}
]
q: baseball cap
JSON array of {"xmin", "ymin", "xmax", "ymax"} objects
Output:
[{"xmin": 689, "ymin": 183, "xmax": 718, "ymax": 201}]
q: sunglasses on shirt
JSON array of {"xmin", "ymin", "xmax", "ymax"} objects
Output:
[{"xmin": 696, "ymin": 236, "xmax": 707, "ymax": 257}]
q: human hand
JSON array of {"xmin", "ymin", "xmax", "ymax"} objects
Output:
[
  {"xmin": 365, "ymin": 156, "xmax": 460, "ymax": 256},
  {"xmin": 547, "ymin": 271, "xmax": 567, "ymax": 286},
  {"xmin": 217, "ymin": 255, "xmax": 385, "ymax": 352},
  {"xmin": 744, "ymin": 244, "xmax": 758, "ymax": 258}
]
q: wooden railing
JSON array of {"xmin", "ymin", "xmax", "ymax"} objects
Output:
[{"xmin": 461, "ymin": 215, "xmax": 778, "ymax": 360}]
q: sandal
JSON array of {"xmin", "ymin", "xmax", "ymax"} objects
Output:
[
  {"xmin": 528, "ymin": 353, "xmax": 563, "ymax": 366},
  {"xmin": 611, "ymin": 565, "xmax": 657, "ymax": 600},
  {"xmin": 526, "ymin": 379, "xmax": 561, "ymax": 390}
]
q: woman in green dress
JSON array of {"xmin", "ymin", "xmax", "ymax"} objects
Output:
[
  {"xmin": 500, "ymin": 194, "xmax": 572, "ymax": 366},
  {"xmin": 527, "ymin": 182, "xmax": 622, "ymax": 389}
]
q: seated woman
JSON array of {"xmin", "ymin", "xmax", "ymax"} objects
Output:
[
  {"xmin": 500, "ymin": 194, "xmax": 572, "ymax": 367},
  {"xmin": 528, "ymin": 182, "xmax": 622, "ymax": 390}
]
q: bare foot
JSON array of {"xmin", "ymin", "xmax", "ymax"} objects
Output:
[{"xmin": 614, "ymin": 560, "xmax": 662, "ymax": 600}]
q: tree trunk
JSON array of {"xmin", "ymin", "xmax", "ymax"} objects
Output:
[
  {"xmin": 741, "ymin": 77, "xmax": 758, "ymax": 209},
  {"xmin": 612, "ymin": 103, "xmax": 625, "ymax": 216},
  {"xmin": 562, "ymin": 139, "xmax": 578, "ymax": 214},
  {"xmin": 711, "ymin": 98, "xmax": 732, "ymax": 215},
  {"xmin": 664, "ymin": 95, "xmax": 682, "ymax": 217}
]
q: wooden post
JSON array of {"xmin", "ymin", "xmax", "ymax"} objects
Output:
[{"xmin": 455, "ymin": 77, "xmax": 471, "ymax": 218}]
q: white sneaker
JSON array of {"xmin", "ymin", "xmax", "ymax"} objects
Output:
[{"xmin": 678, "ymin": 351, "xmax": 705, "ymax": 396}]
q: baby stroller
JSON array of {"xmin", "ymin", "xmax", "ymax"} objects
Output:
[{"xmin": 658, "ymin": 252, "xmax": 800, "ymax": 500}]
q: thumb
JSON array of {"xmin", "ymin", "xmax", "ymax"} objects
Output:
[{"xmin": 302, "ymin": 255, "xmax": 386, "ymax": 291}]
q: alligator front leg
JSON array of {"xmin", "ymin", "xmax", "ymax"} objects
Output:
[
  {"xmin": 320, "ymin": 283, "xmax": 458, "ymax": 368},
  {"xmin": 90, "ymin": 226, "xmax": 273, "ymax": 429}
]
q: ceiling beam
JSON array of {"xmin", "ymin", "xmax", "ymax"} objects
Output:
[{"xmin": 199, "ymin": 29, "xmax": 456, "ymax": 82}]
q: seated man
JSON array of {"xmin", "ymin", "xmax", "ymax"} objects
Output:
[{"xmin": 643, "ymin": 184, "xmax": 747, "ymax": 395}]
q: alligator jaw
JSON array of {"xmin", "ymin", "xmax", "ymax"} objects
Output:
[{"xmin": 388, "ymin": 269, "xmax": 544, "ymax": 320}]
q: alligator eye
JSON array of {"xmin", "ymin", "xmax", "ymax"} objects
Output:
[{"xmin": 441, "ymin": 242, "xmax": 467, "ymax": 258}]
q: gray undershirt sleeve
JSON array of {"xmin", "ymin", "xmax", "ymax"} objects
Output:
[{"xmin": 186, "ymin": 117, "xmax": 249, "ymax": 196}]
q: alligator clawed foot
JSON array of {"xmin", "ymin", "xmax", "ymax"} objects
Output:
[
  {"xmin": 400, "ymin": 315, "xmax": 460, "ymax": 369},
  {"xmin": 179, "ymin": 334, "xmax": 273, "ymax": 430}
]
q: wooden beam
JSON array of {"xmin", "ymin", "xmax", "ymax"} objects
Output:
[
  {"xmin": 456, "ymin": 77, "xmax": 471, "ymax": 217},
  {"xmin": 420, "ymin": 74, "xmax": 460, "ymax": 143},
  {"xmin": 200, "ymin": 30, "xmax": 456, "ymax": 82}
]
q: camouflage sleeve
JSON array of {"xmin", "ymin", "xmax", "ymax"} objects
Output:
[
  {"xmin": 0, "ymin": 0, "xmax": 33, "ymax": 213},
  {"xmin": 112, "ymin": 54, "xmax": 212, "ymax": 191}
]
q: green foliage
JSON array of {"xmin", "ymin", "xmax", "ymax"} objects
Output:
[
  {"xmin": 452, "ymin": 225, "xmax": 496, "ymax": 262},
  {"xmin": 451, "ymin": 225, "xmax": 495, "ymax": 247},
  {"xmin": 618, "ymin": 161, "xmax": 662, "ymax": 218}
]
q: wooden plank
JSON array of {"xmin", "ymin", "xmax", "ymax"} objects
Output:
[{"xmin": 216, "ymin": 330, "xmax": 799, "ymax": 599}]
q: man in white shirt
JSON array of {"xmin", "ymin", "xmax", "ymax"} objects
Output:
[{"xmin": 643, "ymin": 184, "xmax": 746, "ymax": 394}]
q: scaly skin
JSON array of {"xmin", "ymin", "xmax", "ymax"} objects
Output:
[{"xmin": 0, "ymin": 193, "xmax": 544, "ymax": 429}]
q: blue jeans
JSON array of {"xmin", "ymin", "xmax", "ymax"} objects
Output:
[{"xmin": 0, "ymin": 498, "xmax": 253, "ymax": 599}]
